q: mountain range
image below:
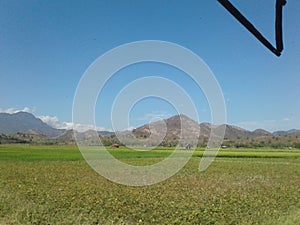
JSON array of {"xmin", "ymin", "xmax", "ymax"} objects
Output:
[
  {"xmin": 0, "ymin": 112, "xmax": 64, "ymax": 137},
  {"xmin": 0, "ymin": 112, "xmax": 300, "ymax": 146}
]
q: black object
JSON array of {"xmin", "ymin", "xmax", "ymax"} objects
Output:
[{"xmin": 218, "ymin": 0, "xmax": 287, "ymax": 57}]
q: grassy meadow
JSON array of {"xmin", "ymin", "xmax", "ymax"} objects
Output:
[{"xmin": 0, "ymin": 145, "xmax": 300, "ymax": 224}]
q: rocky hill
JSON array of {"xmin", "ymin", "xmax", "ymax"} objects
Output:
[
  {"xmin": 133, "ymin": 114, "xmax": 200, "ymax": 138},
  {"xmin": 132, "ymin": 114, "xmax": 272, "ymax": 141}
]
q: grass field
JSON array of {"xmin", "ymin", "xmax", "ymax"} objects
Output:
[{"xmin": 0, "ymin": 145, "xmax": 300, "ymax": 224}]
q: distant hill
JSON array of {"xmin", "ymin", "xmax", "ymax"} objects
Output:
[
  {"xmin": 0, "ymin": 112, "xmax": 64, "ymax": 137},
  {"xmin": 223, "ymin": 126, "xmax": 272, "ymax": 140},
  {"xmin": 55, "ymin": 129, "xmax": 76, "ymax": 143},
  {"xmin": 128, "ymin": 114, "xmax": 200, "ymax": 147},
  {"xmin": 98, "ymin": 131, "xmax": 115, "ymax": 137},
  {"xmin": 133, "ymin": 114, "xmax": 273, "ymax": 141},
  {"xmin": 253, "ymin": 129, "xmax": 272, "ymax": 136},
  {"xmin": 0, "ymin": 112, "xmax": 299, "ymax": 148},
  {"xmin": 130, "ymin": 115, "xmax": 299, "ymax": 148},
  {"xmin": 133, "ymin": 114, "xmax": 200, "ymax": 139},
  {"xmin": 273, "ymin": 129, "xmax": 300, "ymax": 136},
  {"xmin": 0, "ymin": 133, "xmax": 50, "ymax": 144}
]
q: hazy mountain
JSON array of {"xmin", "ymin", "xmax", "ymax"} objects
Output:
[
  {"xmin": 98, "ymin": 131, "xmax": 115, "ymax": 137},
  {"xmin": 224, "ymin": 125, "xmax": 273, "ymax": 139},
  {"xmin": 273, "ymin": 129, "xmax": 300, "ymax": 136},
  {"xmin": 0, "ymin": 112, "xmax": 64, "ymax": 137},
  {"xmin": 55, "ymin": 129, "xmax": 76, "ymax": 143}
]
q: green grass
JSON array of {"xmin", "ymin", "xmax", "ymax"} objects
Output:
[
  {"xmin": 0, "ymin": 145, "xmax": 300, "ymax": 224},
  {"xmin": 1, "ymin": 145, "xmax": 299, "ymax": 161},
  {"xmin": 0, "ymin": 145, "xmax": 83, "ymax": 161}
]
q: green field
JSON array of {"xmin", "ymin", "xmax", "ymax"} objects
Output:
[{"xmin": 0, "ymin": 145, "xmax": 300, "ymax": 224}]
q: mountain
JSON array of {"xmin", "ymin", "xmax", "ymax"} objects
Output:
[
  {"xmin": 0, "ymin": 112, "xmax": 64, "ymax": 137},
  {"xmin": 223, "ymin": 124, "xmax": 252, "ymax": 139},
  {"xmin": 273, "ymin": 129, "xmax": 300, "ymax": 136},
  {"xmin": 55, "ymin": 129, "xmax": 76, "ymax": 143},
  {"xmin": 1, "ymin": 112, "xmax": 299, "ymax": 147},
  {"xmin": 98, "ymin": 131, "xmax": 115, "ymax": 137},
  {"xmin": 129, "ymin": 114, "xmax": 201, "ymax": 146},
  {"xmin": 224, "ymin": 126, "xmax": 272, "ymax": 139},
  {"xmin": 252, "ymin": 129, "xmax": 272, "ymax": 136},
  {"xmin": 133, "ymin": 114, "xmax": 200, "ymax": 139},
  {"xmin": 132, "ymin": 114, "xmax": 274, "ymax": 142},
  {"xmin": 129, "ymin": 115, "xmax": 300, "ymax": 148}
]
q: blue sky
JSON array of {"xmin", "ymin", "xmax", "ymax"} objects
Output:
[{"xmin": 0, "ymin": 0, "xmax": 299, "ymax": 132}]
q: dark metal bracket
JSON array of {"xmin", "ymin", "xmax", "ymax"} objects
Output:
[{"xmin": 218, "ymin": 0, "xmax": 287, "ymax": 57}]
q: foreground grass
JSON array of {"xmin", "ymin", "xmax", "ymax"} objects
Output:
[{"xmin": 0, "ymin": 145, "xmax": 300, "ymax": 224}]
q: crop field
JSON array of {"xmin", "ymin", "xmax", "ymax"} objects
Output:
[{"xmin": 0, "ymin": 145, "xmax": 300, "ymax": 224}]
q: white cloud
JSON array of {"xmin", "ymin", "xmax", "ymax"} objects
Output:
[
  {"xmin": 38, "ymin": 115, "xmax": 110, "ymax": 132},
  {"xmin": 0, "ymin": 108, "xmax": 111, "ymax": 132},
  {"xmin": 125, "ymin": 126, "xmax": 135, "ymax": 131},
  {"xmin": 38, "ymin": 115, "xmax": 62, "ymax": 128},
  {"xmin": 0, "ymin": 107, "xmax": 36, "ymax": 114}
]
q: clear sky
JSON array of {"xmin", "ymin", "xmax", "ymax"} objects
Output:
[{"xmin": 0, "ymin": 0, "xmax": 299, "ymax": 132}]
